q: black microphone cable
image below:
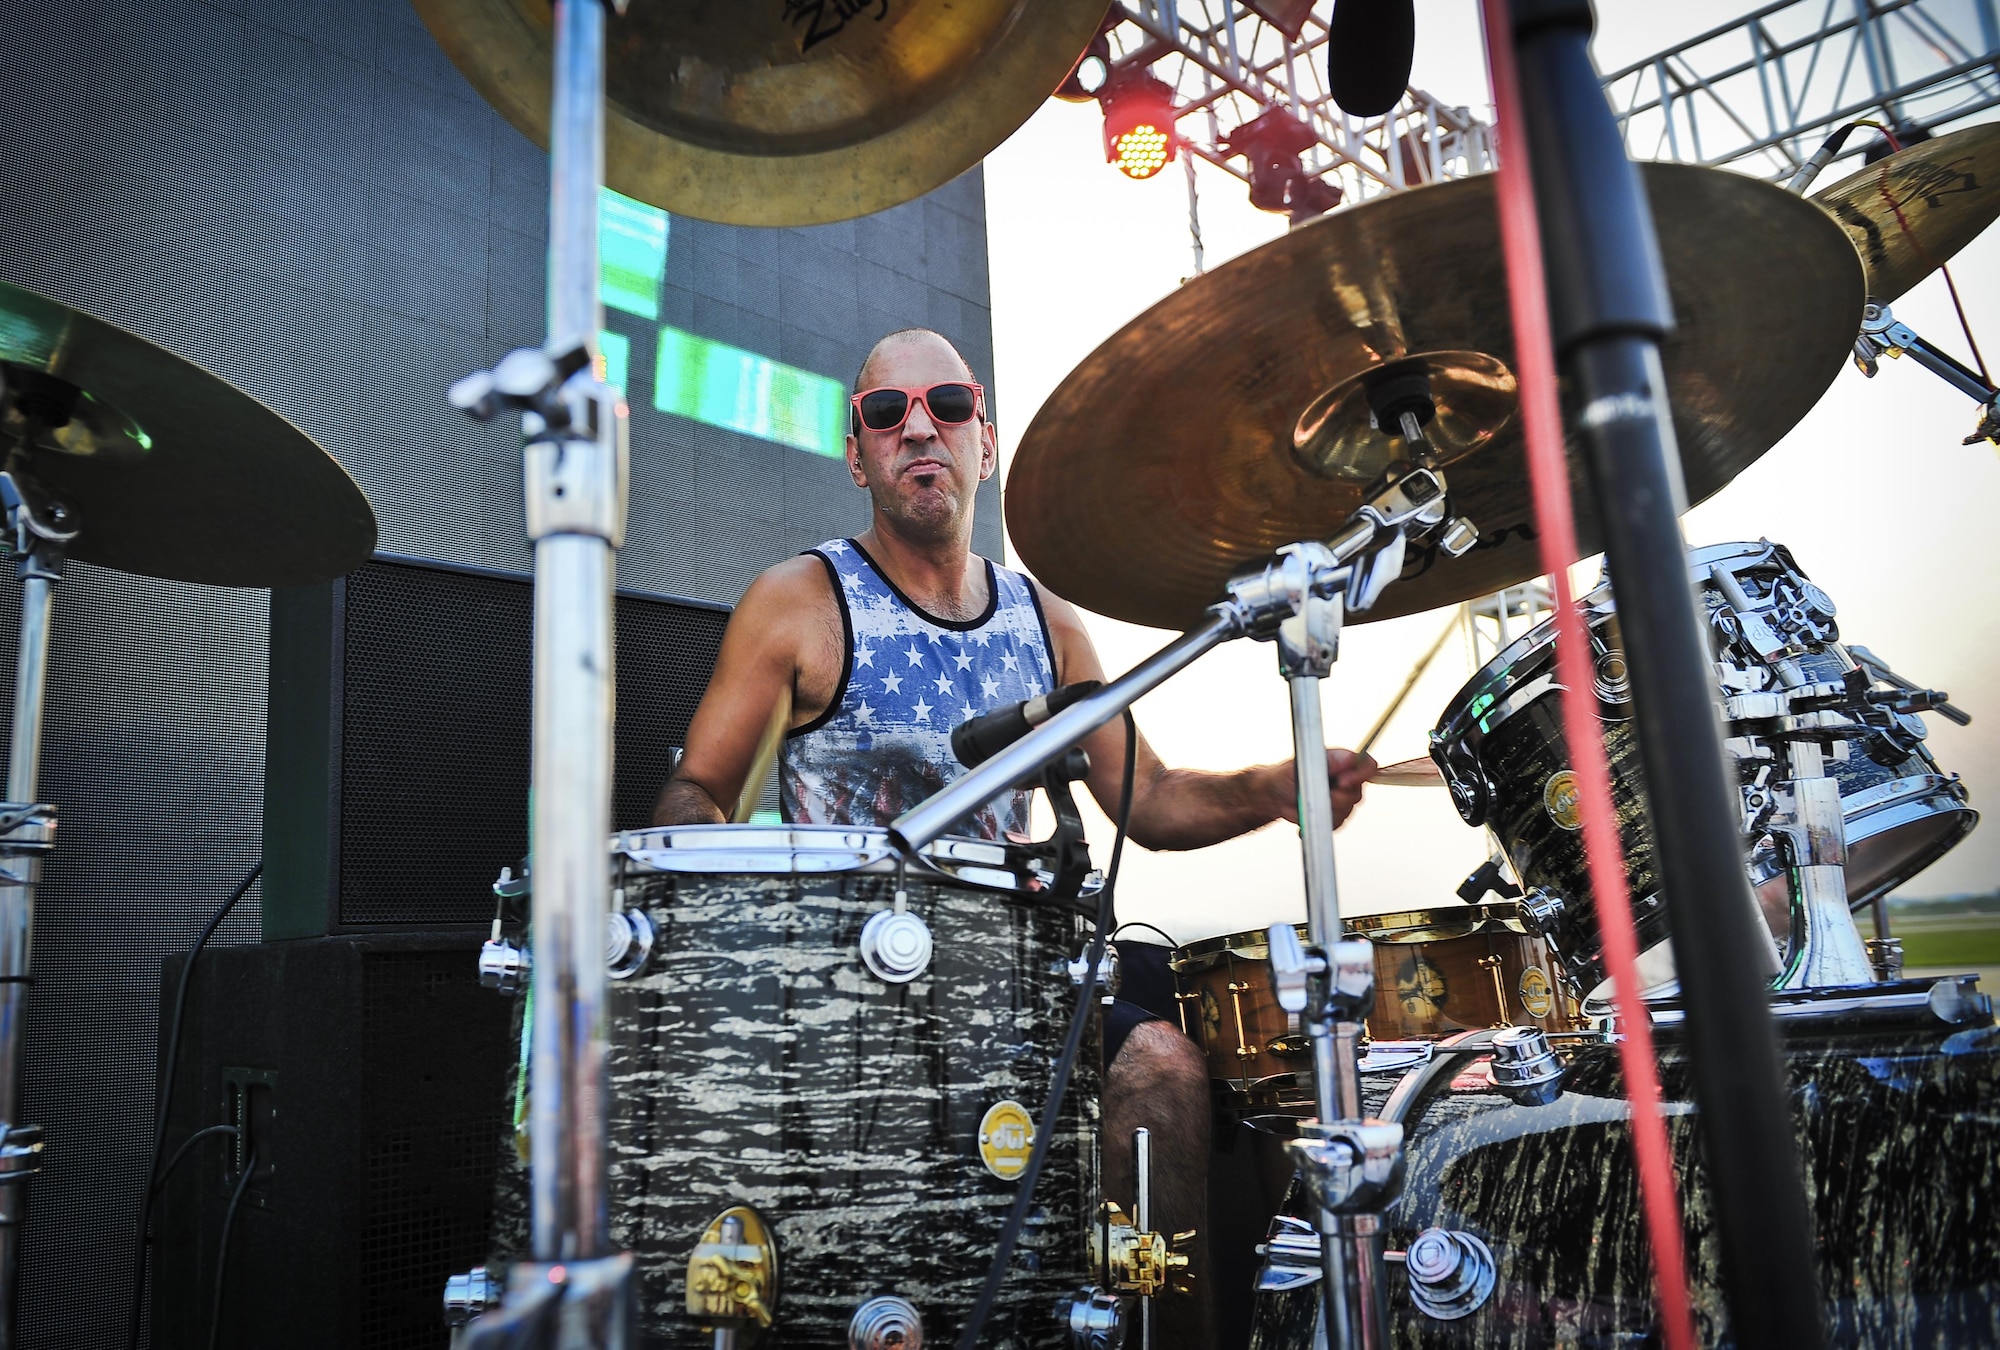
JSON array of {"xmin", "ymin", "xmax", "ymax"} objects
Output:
[
  {"xmin": 206, "ymin": 1146, "xmax": 257, "ymax": 1350},
  {"xmin": 125, "ymin": 859, "xmax": 262, "ymax": 1350},
  {"xmin": 956, "ymin": 709, "xmax": 1137, "ymax": 1350}
]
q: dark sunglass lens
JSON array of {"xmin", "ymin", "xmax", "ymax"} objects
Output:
[
  {"xmin": 927, "ymin": 384, "xmax": 977, "ymax": 423},
  {"xmin": 858, "ymin": 389, "xmax": 910, "ymax": 430}
]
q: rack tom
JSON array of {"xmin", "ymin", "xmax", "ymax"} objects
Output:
[{"xmin": 480, "ymin": 826, "xmax": 1100, "ymax": 1348}]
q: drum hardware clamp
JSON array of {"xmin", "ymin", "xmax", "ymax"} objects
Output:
[
  {"xmin": 1402, "ymin": 1227, "xmax": 1498, "ymax": 1321},
  {"xmin": 603, "ymin": 895, "xmax": 654, "ymax": 981},
  {"xmin": 1068, "ymin": 939, "xmax": 1121, "ymax": 1002},
  {"xmin": 458, "ymin": 1253, "xmax": 638, "ymax": 1350},
  {"xmin": 687, "ymin": 1206, "xmax": 779, "ymax": 1348},
  {"xmin": 479, "ymin": 866, "xmax": 533, "ymax": 995}
]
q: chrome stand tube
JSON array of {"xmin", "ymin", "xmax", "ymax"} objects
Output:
[
  {"xmin": 0, "ymin": 562, "xmax": 53, "ymax": 1349},
  {"xmin": 530, "ymin": 0, "xmax": 617, "ymax": 1268},
  {"xmin": 1135, "ymin": 1127, "xmax": 1152, "ymax": 1350}
]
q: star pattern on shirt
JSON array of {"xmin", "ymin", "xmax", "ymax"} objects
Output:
[
  {"xmin": 880, "ymin": 671, "xmax": 903, "ymax": 695},
  {"xmin": 962, "ymin": 702, "xmax": 977, "ymax": 723},
  {"xmin": 981, "ymin": 675, "xmax": 1001, "ymax": 700},
  {"xmin": 1000, "ymin": 650, "xmax": 1019, "ymax": 672},
  {"xmin": 973, "ymin": 629, "xmax": 992, "ymax": 647},
  {"xmin": 843, "ymin": 570, "xmax": 864, "ymax": 591},
  {"xmin": 853, "ymin": 699, "xmax": 876, "ymax": 727},
  {"xmin": 854, "ymin": 645, "xmax": 875, "ymax": 669},
  {"xmin": 906, "ymin": 644, "xmax": 925, "ymax": 667},
  {"xmin": 952, "ymin": 649, "xmax": 974, "ymax": 672},
  {"xmin": 931, "ymin": 670, "xmax": 955, "ymax": 697},
  {"xmin": 911, "ymin": 696, "xmax": 932, "ymax": 722},
  {"xmin": 823, "ymin": 539, "xmax": 850, "ymax": 554}
]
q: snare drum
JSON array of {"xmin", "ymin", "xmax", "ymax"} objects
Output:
[
  {"xmin": 1169, "ymin": 902, "xmax": 1577, "ymax": 1101},
  {"xmin": 482, "ymin": 826, "xmax": 1099, "ymax": 1348}
]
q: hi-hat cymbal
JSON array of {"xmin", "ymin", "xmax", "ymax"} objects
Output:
[
  {"xmin": 1812, "ymin": 121, "xmax": 2000, "ymax": 302},
  {"xmin": 1006, "ymin": 162, "xmax": 1862, "ymax": 630},
  {"xmin": 0, "ymin": 281, "xmax": 376, "ymax": 587},
  {"xmin": 411, "ymin": 0, "xmax": 1108, "ymax": 227}
]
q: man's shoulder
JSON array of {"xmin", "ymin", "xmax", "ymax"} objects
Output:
[{"xmin": 736, "ymin": 551, "xmax": 841, "ymax": 622}]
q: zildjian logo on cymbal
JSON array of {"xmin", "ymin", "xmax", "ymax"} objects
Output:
[{"xmin": 783, "ymin": 0, "xmax": 890, "ymax": 51}]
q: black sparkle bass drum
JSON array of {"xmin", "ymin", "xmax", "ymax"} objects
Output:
[{"xmin": 481, "ymin": 826, "xmax": 1101, "ymax": 1347}]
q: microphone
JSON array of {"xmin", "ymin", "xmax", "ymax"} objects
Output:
[
  {"xmin": 1326, "ymin": 0, "xmax": 1416, "ymax": 119},
  {"xmin": 952, "ymin": 681, "xmax": 1103, "ymax": 769}
]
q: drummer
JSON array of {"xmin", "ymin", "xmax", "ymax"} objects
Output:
[{"xmin": 657, "ymin": 327, "xmax": 1372, "ymax": 1348}]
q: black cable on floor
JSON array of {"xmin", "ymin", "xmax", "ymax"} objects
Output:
[
  {"xmin": 206, "ymin": 1146, "xmax": 256, "ymax": 1350},
  {"xmin": 957, "ymin": 711, "xmax": 1138, "ymax": 1350},
  {"xmin": 124, "ymin": 860, "xmax": 261, "ymax": 1350}
]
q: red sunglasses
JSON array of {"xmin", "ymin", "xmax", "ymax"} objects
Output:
[{"xmin": 850, "ymin": 381, "xmax": 985, "ymax": 433}]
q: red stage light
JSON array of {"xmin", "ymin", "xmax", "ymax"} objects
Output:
[{"xmin": 1100, "ymin": 75, "xmax": 1179, "ymax": 180}]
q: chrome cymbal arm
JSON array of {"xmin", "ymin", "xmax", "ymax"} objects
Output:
[
  {"xmin": 891, "ymin": 469, "xmax": 1449, "ymax": 854},
  {"xmin": 1855, "ymin": 301, "xmax": 1998, "ymax": 405}
]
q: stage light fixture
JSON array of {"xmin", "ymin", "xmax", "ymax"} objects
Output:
[
  {"xmin": 1054, "ymin": 29, "xmax": 1113, "ymax": 102},
  {"xmin": 1100, "ymin": 74, "xmax": 1179, "ymax": 180},
  {"xmin": 1222, "ymin": 107, "xmax": 1343, "ymax": 222}
]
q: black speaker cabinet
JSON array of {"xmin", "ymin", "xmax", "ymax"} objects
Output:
[
  {"xmin": 263, "ymin": 556, "xmax": 730, "ymax": 939},
  {"xmin": 149, "ymin": 933, "xmax": 514, "ymax": 1350}
]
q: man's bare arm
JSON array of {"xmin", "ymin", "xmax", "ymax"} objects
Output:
[
  {"xmin": 653, "ymin": 557, "xmax": 840, "ymax": 825},
  {"xmin": 1035, "ymin": 586, "xmax": 1372, "ymax": 851}
]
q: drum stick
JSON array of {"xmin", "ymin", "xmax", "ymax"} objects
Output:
[
  {"xmin": 731, "ymin": 688, "xmax": 792, "ymax": 824},
  {"xmin": 1355, "ymin": 611, "xmax": 1461, "ymax": 758}
]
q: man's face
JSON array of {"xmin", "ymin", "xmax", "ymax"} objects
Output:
[{"xmin": 846, "ymin": 334, "xmax": 996, "ymax": 543}]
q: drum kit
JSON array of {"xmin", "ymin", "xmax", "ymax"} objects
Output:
[
  {"xmin": 417, "ymin": 4, "xmax": 2000, "ymax": 1347},
  {"xmin": 1, "ymin": 2, "xmax": 1998, "ymax": 1349}
]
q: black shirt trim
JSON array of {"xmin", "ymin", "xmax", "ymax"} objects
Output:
[{"xmin": 848, "ymin": 538, "xmax": 1000, "ymax": 632}]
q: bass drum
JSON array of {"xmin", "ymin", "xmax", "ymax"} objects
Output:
[
  {"xmin": 482, "ymin": 826, "xmax": 1100, "ymax": 1347},
  {"xmin": 1251, "ymin": 1002, "xmax": 2000, "ymax": 1346}
]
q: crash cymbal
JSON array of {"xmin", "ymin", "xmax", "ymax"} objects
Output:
[
  {"xmin": 1006, "ymin": 162, "xmax": 1861, "ymax": 630},
  {"xmin": 0, "ymin": 281, "xmax": 376, "ymax": 587},
  {"xmin": 1812, "ymin": 121, "xmax": 2000, "ymax": 302},
  {"xmin": 410, "ymin": 0, "xmax": 1108, "ymax": 227}
]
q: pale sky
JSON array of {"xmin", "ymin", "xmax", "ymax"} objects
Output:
[{"xmin": 982, "ymin": 1, "xmax": 2000, "ymax": 945}]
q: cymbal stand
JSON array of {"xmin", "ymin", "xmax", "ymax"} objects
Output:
[
  {"xmin": 448, "ymin": 0, "xmax": 635, "ymax": 1344},
  {"xmin": 0, "ymin": 468, "xmax": 70, "ymax": 1347},
  {"xmin": 893, "ymin": 465, "xmax": 1469, "ymax": 1350},
  {"xmin": 1851, "ymin": 302, "xmax": 2000, "ymax": 445}
]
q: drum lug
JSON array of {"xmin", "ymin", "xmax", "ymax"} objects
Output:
[
  {"xmin": 687, "ymin": 1207, "xmax": 780, "ymax": 1343},
  {"xmin": 478, "ymin": 937, "xmax": 531, "ymax": 996},
  {"xmin": 1060, "ymin": 1286, "xmax": 1126, "ymax": 1349},
  {"xmin": 604, "ymin": 905, "xmax": 654, "ymax": 980},
  {"xmin": 859, "ymin": 907, "xmax": 933, "ymax": 983},
  {"xmin": 848, "ymin": 1295, "xmax": 922, "ymax": 1350},
  {"xmin": 1488, "ymin": 1026, "xmax": 1565, "ymax": 1107},
  {"xmin": 1866, "ymin": 936, "xmax": 1904, "ymax": 983},
  {"xmin": 1403, "ymin": 1227, "xmax": 1497, "ymax": 1320},
  {"xmin": 1068, "ymin": 941, "xmax": 1121, "ymax": 998},
  {"xmin": 442, "ymin": 1265, "xmax": 500, "ymax": 1327},
  {"xmin": 1253, "ymin": 1213, "xmax": 1324, "ymax": 1291}
]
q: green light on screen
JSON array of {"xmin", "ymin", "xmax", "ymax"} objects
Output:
[
  {"xmin": 600, "ymin": 188, "xmax": 669, "ymax": 320},
  {"xmin": 654, "ymin": 326, "xmax": 846, "ymax": 459},
  {"xmin": 598, "ymin": 329, "xmax": 631, "ymax": 394}
]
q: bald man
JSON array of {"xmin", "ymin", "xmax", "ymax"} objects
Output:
[{"xmin": 658, "ymin": 327, "xmax": 1373, "ymax": 1347}]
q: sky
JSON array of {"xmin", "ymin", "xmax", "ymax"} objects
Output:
[{"xmin": 981, "ymin": 0, "xmax": 2000, "ymax": 945}]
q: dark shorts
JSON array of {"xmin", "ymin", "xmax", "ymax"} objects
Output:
[{"xmin": 1102, "ymin": 939, "xmax": 1185, "ymax": 1068}]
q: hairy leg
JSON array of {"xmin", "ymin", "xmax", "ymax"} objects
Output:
[{"xmin": 1103, "ymin": 1020, "xmax": 1215, "ymax": 1350}]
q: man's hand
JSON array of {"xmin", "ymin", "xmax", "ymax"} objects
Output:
[{"xmin": 1264, "ymin": 749, "xmax": 1377, "ymax": 830}]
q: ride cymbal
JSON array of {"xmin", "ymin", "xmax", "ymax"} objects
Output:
[
  {"xmin": 1812, "ymin": 121, "xmax": 2000, "ymax": 302},
  {"xmin": 411, "ymin": 0, "xmax": 1109, "ymax": 226},
  {"xmin": 0, "ymin": 281, "xmax": 376, "ymax": 587},
  {"xmin": 1006, "ymin": 162, "xmax": 1862, "ymax": 630}
]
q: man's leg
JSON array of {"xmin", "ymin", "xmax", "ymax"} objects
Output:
[{"xmin": 1103, "ymin": 1019, "xmax": 1214, "ymax": 1350}]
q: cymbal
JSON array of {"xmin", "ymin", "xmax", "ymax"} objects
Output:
[
  {"xmin": 0, "ymin": 281, "xmax": 376, "ymax": 587},
  {"xmin": 1812, "ymin": 122, "xmax": 2000, "ymax": 302},
  {"xmin": 410, "ymin": 0, "xmax": 1109, "ymax": 227},
  {"xmin": 1369, "ymin": 756, "xmax": 1443, "ymax": 787},
  {"xmin": 1006, "ymin": 162, "xmax": 1861, "ymax": 630}
]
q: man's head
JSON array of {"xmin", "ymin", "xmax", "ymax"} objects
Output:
[{"xmin": 846, "ymin": 328, "xmax": 997, "ymax": 547}]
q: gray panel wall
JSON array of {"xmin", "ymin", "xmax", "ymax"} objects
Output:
[{"xmin": 0, "ymin": 1, "xmax": 996, "ymax": 1344}]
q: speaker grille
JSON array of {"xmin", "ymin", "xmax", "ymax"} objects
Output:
[{"xmin": 335, "ymin": 560, "xmax": 727, "ymax": 926}]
